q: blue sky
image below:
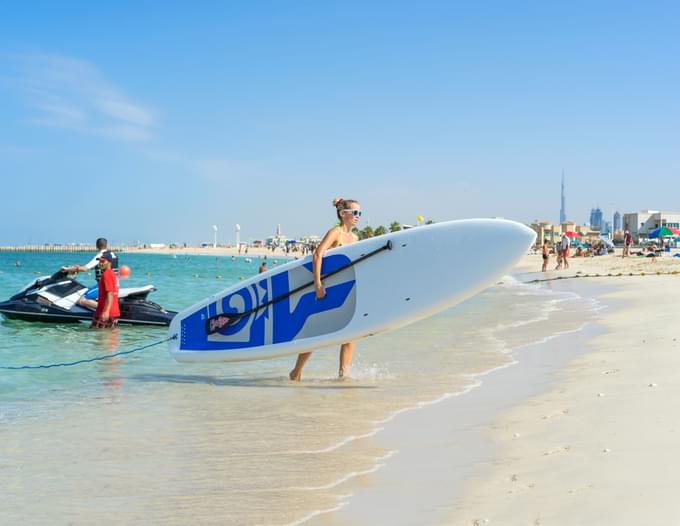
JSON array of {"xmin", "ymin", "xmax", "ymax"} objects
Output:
[{"xmin": 1, "ymin": 2, "xmax": 679, "ymax": 244}]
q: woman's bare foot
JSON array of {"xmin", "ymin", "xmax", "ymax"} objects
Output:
[{"xmin": 289, "ymin": 368, "xmax": 302, "ymax": 381}]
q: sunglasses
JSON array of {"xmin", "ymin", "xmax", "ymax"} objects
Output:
[{"xmin": 343, "ymin": 209, "xmax": 362, "ymax": 217}]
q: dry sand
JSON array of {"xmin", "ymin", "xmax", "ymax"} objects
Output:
[{"xmin": 448, "ymin": 251, "xmax": 680, "ymax": 525}]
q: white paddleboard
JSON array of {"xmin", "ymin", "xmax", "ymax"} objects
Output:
[{"xmin": 168, "ymin": 219, "xmax": 536, "ymax": 362}]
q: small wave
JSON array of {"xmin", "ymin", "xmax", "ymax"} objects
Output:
[
  {"xmin": 267, "ymin": 500, "xmax": 348, "ymax": 526},
  {"xmin": 510, "ymin": 320, "xmax": 595, "ymax": 350},
  {"xmin": 491, "ymin": 296, "xmax": 569, "ymax": 331},
  {"xmin": 463, "ymin": 358, "xmax": 519, "ymax": 380},
  {"xmin": 287, "ymin": 451, "xmax": 397, "ymax": 492},
  {"xmin": 290, "ymin": 428, "xmax": 383, "ymax": 454},
  {"xmin": 347, "ymin": 363, "xmax": 393, "ymax": 380},
  {"xmin": 589, "ymin": 297, "xmax": 608, "ymax": 313},
  {"xmin": 374, "ymin": 380, "xmax": 482, "ymax": 425},
  {"xmin": 499, "ymin": 274, "xmax": 554, "ymax": 293}
]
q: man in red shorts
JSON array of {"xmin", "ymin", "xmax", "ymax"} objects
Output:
[
  {"xmin": 92, "ymin": 251, "xmax": 120, "ymax": 328},
  {"xmin": 561, "ymin": 232, "xmax": 571, "ymax": 269}
]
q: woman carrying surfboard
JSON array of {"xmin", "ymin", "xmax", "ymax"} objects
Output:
[{"xmin": 289, "ymin": 198, "xmax": 361, "ymax": 381}]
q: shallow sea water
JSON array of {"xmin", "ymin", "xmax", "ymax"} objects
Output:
[{"xmin": 0, "ymin": 252, "xmax": 599, "ymax": 525}]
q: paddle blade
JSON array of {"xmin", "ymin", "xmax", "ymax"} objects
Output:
[{"xmin": 205, "ymin": 313, "xmax": 239, "ymax": 335}]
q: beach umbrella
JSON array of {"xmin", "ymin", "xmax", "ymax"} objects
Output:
[
  {"xmin": 563, "ymin": 231, "xmax": 581, "ymax": 238},
  {"xmin": 649, "ymin": 226, "xmax": 680, "ymax": 238}
]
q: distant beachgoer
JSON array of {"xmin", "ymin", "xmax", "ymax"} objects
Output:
[
  {"xmin": 541, "ymin": 241, "xmax": 549, "ymax": 272},
  {"xmin": 62, "ymin": 237, "xmax": 117, "ymax": 310},
  {"xmin": 258, "ymin": 262, "xmax": 267, "ymax": 273},
  {"xmin": 289, "ymin": 197, "xmax": 361, "ymax": 381},
  {"xmin": 555, "ymin": 242, "xmax": 563, "ymax": 270},
  {"xmin": 623, "ymin": 230, "xmax": 632, "ymax": 257},
  {"xmin": 91, "ymin": 251, "xmax": 120, "ymax": 329},
  {"xmin": 15, "ymin": 260, "xmax": 21, "ymax": 267},
  {"xmin": 646, "ymin": 246, "xmax": 657, "ymax": 262},
  {"xmin": 561, "ymin": 234, "xmax": 570, "ymax": 269}
]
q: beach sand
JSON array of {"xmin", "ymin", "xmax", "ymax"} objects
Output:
[
  {"xmin": 447, "ymin": 253, "xmax": 680, "ymax": 525},
  {"xmin": 309, "ymin": 250, "xmax": 680, "ymax": 525}
]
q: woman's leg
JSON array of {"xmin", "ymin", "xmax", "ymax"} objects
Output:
[
  {"xmin": 339, "ymin": 341, "xmax": 356, "ymax": 378},
  {"xmin": 289, "ymin": 352, "xmax": 312, "ymax": 381}
]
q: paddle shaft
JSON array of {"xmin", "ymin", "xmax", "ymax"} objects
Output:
[{"xmin": 206, "ymin": 240, "xmax": 393, "ymax": 333}]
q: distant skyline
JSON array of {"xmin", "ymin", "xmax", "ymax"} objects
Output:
[{"xmin": 2, "ymin": 2, "xmax": 680, "ymax": 244}]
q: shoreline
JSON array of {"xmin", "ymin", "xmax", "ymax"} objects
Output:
[
  {"xmin": 313, "ymin": 277, "xmax": 608, "ymax": 526},
  {"xmin": 317, "ymin": 256, "xmax": 680, "ymax": 525},
  {"xmin": 446, "ymin": 273, "xmax": 680, "ymax": 525}
]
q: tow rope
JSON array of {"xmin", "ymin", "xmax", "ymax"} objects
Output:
[{"xmin": 0, "ymin": 334, "xmax": 177, "ymax": 370}]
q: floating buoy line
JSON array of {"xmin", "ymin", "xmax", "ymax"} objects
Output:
[{"xmin": 526, "ymin": 270, "xmax": 680, "ymax": 284}]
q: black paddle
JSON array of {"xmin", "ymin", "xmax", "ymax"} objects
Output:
[{"xmin": 205, "ymin": 240, "xmax": 393, "ymax": 335}]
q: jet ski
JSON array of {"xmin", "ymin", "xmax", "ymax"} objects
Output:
[{"xmin": 0, "ymin": 269, "xmax": 176, "ymax": 326}]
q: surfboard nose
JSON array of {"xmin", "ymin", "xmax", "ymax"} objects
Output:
[
  {"xmin": 490, "ymin": 219, "xmax": 537, "ymax": 256},
  {"xmin": 517, "ymin": 222, "xmax": 538, "ymax": 247}
]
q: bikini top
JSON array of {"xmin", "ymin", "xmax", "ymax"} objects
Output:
[{"xmin": 335, "ymin": 226, "xmax": 353, "ymax": 247}]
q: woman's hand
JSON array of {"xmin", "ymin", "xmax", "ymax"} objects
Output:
[{"xmin": 315, "ymin": 283, "xmax": 326, "ymax": 300}]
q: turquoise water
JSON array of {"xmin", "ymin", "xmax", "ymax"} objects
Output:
[
  {"xmin": 0, "ymin": 251, "xmax": 600, "ymax": 525},
  {"xmin": 0, "ymin": 251, "xmax": 286, "ymax": 423}
]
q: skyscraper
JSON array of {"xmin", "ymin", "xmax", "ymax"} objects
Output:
[
  {"xmin": 613, "ymin": 211, "xmax": 622, "ymax": 232},
  {"xmin": 560, "ymin": 172, "xmax": 566, "ymax": 223},
  {"xmin": 590, "ymin": 207, "xmax": 604, "ymax": 230}
]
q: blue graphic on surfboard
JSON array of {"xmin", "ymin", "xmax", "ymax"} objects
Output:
[
  {"xmin": 169, "ymin": 219, "xmax": 537, "ymax": 363},
  {"xmin": 179, "ymin": 255, "xmax": 356, "ymax": 351}
]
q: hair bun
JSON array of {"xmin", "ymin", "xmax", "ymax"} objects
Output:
[{"xmin": 332, "ymin": 198, "xmax": 344, "ymax": 208}]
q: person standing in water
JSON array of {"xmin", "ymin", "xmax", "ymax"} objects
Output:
[
  {"xmin": 62, "ymin": 237, "xmax": 117, "ymax": 309},
  {"xmin": 91, "ymin": 251, "xmax": 120, "ymax": 328},
  {"xmin": 541, "ymin": 241, "xmax": 550, "ymax": 272},
  {"xmin": 289, "ymin": 197, "xmax": 361, "ymax": 381}
]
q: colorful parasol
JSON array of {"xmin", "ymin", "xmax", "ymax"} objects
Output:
[{"xmin": 648, "ymin": 227, "xmax": 680, "ymax": 238}]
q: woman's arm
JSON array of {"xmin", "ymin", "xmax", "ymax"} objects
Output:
[{"xmin": 312, "ymin": 228, "xmax": 340, "ymax": 299}]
